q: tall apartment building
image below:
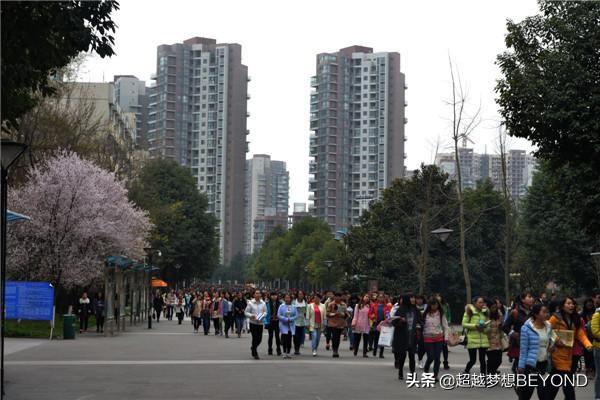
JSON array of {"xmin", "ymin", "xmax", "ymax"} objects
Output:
[
  {"xmin": 146, "ymin": 37, "xmax": 249, "ymax": 264},
  {"xmin": 435, "ymin": 148, "xmax": 537, "ymax": 200},
  {"xmin": 113, "ymin": 75, "xmax": 148, "ymax": 146},
  {"xmin": 309, "ymin": 46, "xmax": 407, "ymax": 232},
  {"xmin": 244, "ymin": 155, "xmax": 289, "ymax": 254}
]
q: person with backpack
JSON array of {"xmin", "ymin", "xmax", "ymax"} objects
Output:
[
  {"xmin": 462, "ymin": 296, "xmax": 490, "ymax": 374},
  {"xmin": 265, "ymin": 292, "xmax": 283, "ymax": 356},
  {"xmin": 503, "ymin": 291, "xmax": 535, "ymax": 372}
]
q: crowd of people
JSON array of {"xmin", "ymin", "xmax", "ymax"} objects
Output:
[{"xmin": 79, "ymin": 287, "xmax": 600, "ymax": 399}]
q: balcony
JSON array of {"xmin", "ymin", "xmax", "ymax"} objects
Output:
[
  {"xmin": 246, "ymin": 94, "xmax": 251, "ymax": 100},
  {"xmin": 247, "ymin": 76, "xmax": 252, "ymax": 82},
  {"xmin": 310, "ymin": 76, "xmax": 318, "ymax": 87},
  {"xmin": 404, "ymin": 117, "xmax": 408, "ymax": 124},
  {"xmin": 246, "ymin": 129, "xmax": 250, "ymax": 136},
  {"xmin": 246, "ymin": 112, "xmax": 250, "ymax": 118}
]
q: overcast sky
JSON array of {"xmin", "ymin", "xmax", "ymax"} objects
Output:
[{"xmin": 82, "ymin": 0, "xmax": 540, "ymax": 209}]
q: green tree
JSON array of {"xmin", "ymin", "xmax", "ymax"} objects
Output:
[
  {"xmin": 346, "ymin": 165, "xmax": 456, "ymax": 296},
  {"xmin": 517, "ymin": 162, "xmax": 596, "ymax": 294},
  {"xmin": 1, "ymin": 1, "xmax": 120, "ymax": 128},
  {"xmin": 496, "ymin": 0, "xmax": 600, "ymax": 236},
  {"xmin": 129, "ymin": 159, "xmax": 219, "ymax": 284}
]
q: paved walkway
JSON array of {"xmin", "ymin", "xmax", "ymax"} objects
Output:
[{"xmin": 4, "ymin": 317, "xmax": 595, "ymax": 399}]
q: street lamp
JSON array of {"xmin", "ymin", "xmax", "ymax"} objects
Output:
[
  {"xmin": 144, "ymin": 247, "xmax": 161, "ymax": 329},
  {"xmin": 1, "ymin": 139, "xmax": 27, "ymax": 396},
  {"xmin": 431, "ymin": 227, "xmax": 453, "ymax": 243}
]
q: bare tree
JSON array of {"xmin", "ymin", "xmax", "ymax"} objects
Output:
[
  {"xmin": 446, "ymin": 56, "xmax": 481, "ymax": 304},
  {"xmin": 497, "ymin": 125, "xmax": 515, "ymax": 303}
]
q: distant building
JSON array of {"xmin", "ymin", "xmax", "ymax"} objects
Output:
[
  {"xmin": 113, "ymin": 75, "xmax": 148, "ymax": 146},
  {"xmin": 290, "ymin": 202, "xmax": 311, "ymax": 228},
  {"xmin": 146, "ymin": 37, "xmax": 249, "ymax": 264},
  {"xmin": 309, "ymin": 45, "xmax": 407, "ymax": 233},
  {"xmin": 244, "ymin": 155, "xmax": 289, "ymax": 254},
  {"xmin": 253, "ymin": 210, "xmax": 288, "ymax": 252},
  {"xmin": 434, "ymin": 147, "xmax": 537, "ymax": 199},
  {"xmin": 62, "ymin": 82, "xmax": 136, "ymax": 146}
]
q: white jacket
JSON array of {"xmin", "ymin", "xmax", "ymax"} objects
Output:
[{"xmin": 245, "ymin": 299, "xmax": 267, "ymax": 325}]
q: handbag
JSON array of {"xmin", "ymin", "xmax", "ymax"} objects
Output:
[
  {"xmin": 501, "ymin": 332, "xmax": 510, "ymax": 351},
  {"xmin": 459, "ymin": 328, "xmax": 468, "ymax": 347},
  {"xmin": 379, "ymin": 324, "xmax": 395, "ymax": 347},
  {"xmin": 448, "ymin": 331, "xmax": 461, "ymax": 347}
]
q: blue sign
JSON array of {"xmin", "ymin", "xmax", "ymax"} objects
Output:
[{"xmin": 5, "ymin": 281, "xmax": 54, "ymax": 321}]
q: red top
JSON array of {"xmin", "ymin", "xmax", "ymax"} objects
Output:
[{"xmin": 314, "ymin": 304, "xmax": 322, "ymax": 324}]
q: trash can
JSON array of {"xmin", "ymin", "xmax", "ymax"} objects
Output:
[{"xmin": 63, "ymin": 314, "xmax": 76, "ymax": 339}]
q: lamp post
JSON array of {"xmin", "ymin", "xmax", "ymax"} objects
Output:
[
  {"xmin": 323, "ymin": 260, "xmax": 333, "ymax": 290},
  {"xmin": 1, "ymin": 139, "xmax": 27, "ymax": 397},
  {"xmin": 174, "ymin": 264, "xmax": 181, "ymax": 291},
  {"xmin": 431, "ymin": 227, "xmax": 453, "ymax": 296},
  {"xmin": 144, "ymin": 247, "xmax": 161, "ymax": 329}
]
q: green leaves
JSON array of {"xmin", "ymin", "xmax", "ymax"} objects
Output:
[
  {"xmin": 129, "ymin": 159, "xmax": 218, "ymax": 283},
  {"xmin": 496, "ymin": 0, "xmax": 600, "ymax": 237},
  {"xmin": 1, "ymin": 1, "xmax": 120, "ymax": 128}
]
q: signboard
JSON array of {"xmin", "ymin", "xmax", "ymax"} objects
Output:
[{"xmin": 5, "ymin": 281, "xmax": 54, "ymax": 321}]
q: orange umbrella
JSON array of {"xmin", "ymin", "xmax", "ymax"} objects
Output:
[{"xmin": 151, "ymin": 279, "xmax": 168, "ymax": 287}]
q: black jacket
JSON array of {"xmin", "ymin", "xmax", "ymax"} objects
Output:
[
  {"xmin": 392, "ymin": 305, "xmax": 420, "ymax": 353},
  {"xmin": 233, "ymin": 298, "xmax": 247, "ymax": 317}
]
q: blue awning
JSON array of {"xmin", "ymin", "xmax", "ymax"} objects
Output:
[{"xmin": 7, "ymin": 210, "xmax": 30, "ymax": 223}]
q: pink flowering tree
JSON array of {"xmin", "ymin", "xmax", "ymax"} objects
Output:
[{"xmin": 7, "ymin": 152, "xmax": 152, "ymax": 290}]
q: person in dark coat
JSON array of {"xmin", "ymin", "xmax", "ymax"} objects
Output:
[
  {"xmin": 392, "ymin": 294, "xmax": 421, "ymax": 380},
  {"xmin": 93, "ymin": 292, "xmax": 105, "ymax": 333},
  {"xmin": 153, "ymin": 290, "xmax": 164, "ymax": 323},
  {"xmin": 77, "ymin": 292, "xmax": 93, "ymax": 333}
]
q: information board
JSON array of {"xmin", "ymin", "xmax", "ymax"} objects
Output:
[{"xmin": 5, "ymin": 281, "xmax": 54, "ymax": 321}]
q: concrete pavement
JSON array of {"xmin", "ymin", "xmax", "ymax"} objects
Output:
[{"xmin": 4, "ymin": 317, "xmax": 595, "ymax": 399}]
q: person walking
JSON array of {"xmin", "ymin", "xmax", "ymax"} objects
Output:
[
  {"xmin": 422, "ymin": 296, "xmax": 449, "ymax": 381},
  {"xmin": 323, "ymin": 291, "xmax": 334, "ymax": 351},
  {"xmin": 436, "ymin": 293, "xmax": 452, "ymax": 370},
  {"xmin": 327, "ymin": 292, "xmax": 348, "ymax": 358},
  {"xmin": 278, "ymin": 293, "xmax": 298, "ymax": 359},
  {"xmin": 351, "ymin": 294, "xmax": 371, "ymax": 358},
  {"xmin": 233, "ymin": 292, "xmax": 248, "ymax": 338},
  {"xmin": 212, "ymin": 293, "xmax": 222, "ymax": 335},
  {"xmin": 245, "ymin": 289, "xmax": 267, "ymax": 360},
  {"xmin": 200, "ymin": 293, "xmax": 213, "ymax": 335},
  {"xmin": 462, "ymin": 296, "xmax": 490, "ymax": 375},
  {"xmin": 580, "ymin": 297, "xmax": 595, "ymax": 377},
  {"xmin": 93, "ymin": 292, "xmax": 105, "ymax": 334},
  {"xmin": 589, "ymin": 290, "xmax": 600, "ymax": 400},
  {"xmin": 392, "ymin": 294, "xmax": 420, "ymax": 380},
  {"xmin": 153, "ymin": 290, "xmax": 164, "ymax": 323},
  {"xmin": 547, "ymin": 296, "xmax": 592, "ymax": 400},
  {"xmin": 292, "ymin": 291, "xmax": 307, "ymax": 355},
  {"xmin": 307, "ymin": 293, "xmax": 327, "ymax": 357},
  {"xmin": 265, "ymin": 292, "xmax": 283, "ymax": 356},
  {"xmin": 517, "ymin": 303, "xmax": 556, "ymax": 400},
  {"xmin": 191, "ymin": 292, "xmax": 203, "ymax": 333},
  {"xmin": 486, "ymin": 299, "xmax": 505, "ymax": 375},
  {"xmin": 503, "ymin": 291, "xmax": 535, "ymax": 372},
  {"xmin": 221, "ymin": 291, "xmax": 233, "ymax": 338},
  {"xmin": 166, "ymin": 290, "xmax": 176, "ymax": 321},
  {"xmin": 175, "ymin": 294, "xmax": 185, "ymax": 325},
  {"xmin": 77, "ymin": 292, "xmax": 92, "ymax": 334},
  {"xmin": 369, "ymin": 293, "xmax": 392, "ymax": 358}
]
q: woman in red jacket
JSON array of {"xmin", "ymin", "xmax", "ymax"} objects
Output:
[{"xmin": 369, "ymin": 294, "xmax": 393, "ymax": 358}]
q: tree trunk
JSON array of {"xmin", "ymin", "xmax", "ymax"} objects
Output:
[{"xmin": 454, "ymin": 140, "xmax": 471, "ymax": 304}]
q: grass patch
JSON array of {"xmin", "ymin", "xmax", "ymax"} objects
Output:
[{"xmin": 5, "ymin": 315, "xmax": 97, "ymax": 339}]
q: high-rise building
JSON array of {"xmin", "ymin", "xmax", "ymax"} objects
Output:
[
  {"xmin": 113, "ymin": 75, "xmax": 148, "ymax": 146},
  {"xmin": 435, "ymin": 148, "xmax": 537, "ymax": 199},
  {"xmin": 146, "ymin": 37, "xmax": 249, "ymax": 264},
  {"xmin": 309, "ymin": 46, "xmax": 407, "ymax": 232},
  {"xmin": 244, "ymin": 155, "xmax": 289, "ymax": 254}
]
